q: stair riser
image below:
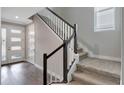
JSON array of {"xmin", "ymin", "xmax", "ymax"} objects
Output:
[
  {"xmin": 72, "ymin": 75, "xmax": 119, "ymax": 85},
  {"xmin": 77, "ymin": 65, "xmax": 120, "ymax": 84},
  {"xmin": 77, "ymin": 49, "xmax": 83, "ymax": 53},
  {"xmin": 79, "ymin": 54, "xmax": 88, "ymax": 61},
  {"xmin": 72, "ymin": 75, "xmax": 95, "ymax": 85},
  {"xmin": 69, "ymin": 81, "xmax": 84, "ymax": 85}
]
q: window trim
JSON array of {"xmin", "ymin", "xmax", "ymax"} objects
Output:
[{"xmin": 94, "ymin": 7, "xmax": 116, "ymax": 32}]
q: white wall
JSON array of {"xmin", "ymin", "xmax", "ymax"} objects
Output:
[
  {"xmin": 51, "ymin": 7, "xmax": 121, "ymax": 61},
  {"xmin": 33, "ymin": 15, "xmax": 63, "ymax": 79}
]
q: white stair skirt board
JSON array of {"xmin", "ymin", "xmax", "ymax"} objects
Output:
[
  {"xmin": 67, "ymin": 53, "xmax": 79, "ymax": 82},
  {"xmin": 30, "ymin": 62, "xmax": 63, "ymax": 83},
  {"xmin": 50, "ymin": 46, "xmax": 81, "ymax": 84},
  {"xmin": 78, "ymin": 41, "xmax": 121, "ymax": 62}
]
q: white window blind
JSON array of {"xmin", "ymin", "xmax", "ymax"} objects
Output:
[{"xmin": 94, "ymin": 7, "xmax": 115, "ymax": 32}]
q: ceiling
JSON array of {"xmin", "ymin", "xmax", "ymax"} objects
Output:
[{"xmin": 1, "ymin": 7, "xmax": 44, "ymax": 25}]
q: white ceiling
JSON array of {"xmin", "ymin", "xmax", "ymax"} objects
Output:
[{"xmin": 1, "ymin": 7, "xmax": 44, "ymax": 25}]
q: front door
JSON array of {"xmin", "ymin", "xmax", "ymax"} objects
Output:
[{"xmin": 1, "ymin": 25, "xmax": 25, "ymax": 65}]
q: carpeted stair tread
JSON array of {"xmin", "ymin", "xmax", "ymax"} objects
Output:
[
  {"xmin": 78, "ymin": 57, "xmax": 120, "ymax": 79},
  {"xmin": 72, "ymin": 71, "xmax": 119, "ymax": 85}
]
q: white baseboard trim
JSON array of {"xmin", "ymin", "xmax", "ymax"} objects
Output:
[
  {"xmin": 78, "ymin": 41, "xmax": 121, "ymax": 62},
  {"xmin": 90, "ymin": 54, "xmax": 121, "ymax": 62},
  {"xmin": 34, "ymin": 63, "xmax": 43, "ymax": 70},
  {"xmin": 30, "ymin": 62, "xmax": 63, "ymax": 81}
]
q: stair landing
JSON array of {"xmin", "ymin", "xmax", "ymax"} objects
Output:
[{"xmin": 78, "ymin": 57, "xmax": 121, "ymax": 78}]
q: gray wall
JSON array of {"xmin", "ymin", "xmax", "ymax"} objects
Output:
[
  {"xmin": 121, "ymin": 7, "xmax": 124, "ymax": 85},
  {"xmin": 51, "ymin": 7, "xmax": 121, "ymax": 59},
  {"xmin": 33, "ymin": 15, "xmax": 63, "ymax": 79},
  {"xmin": 0, "ymin": 7, "xmax": 1, "ymax": 84}
]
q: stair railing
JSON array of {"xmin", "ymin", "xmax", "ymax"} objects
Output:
[{"xmin": 37, "ymin": 7, "xmax": 77, "ymax": 85}]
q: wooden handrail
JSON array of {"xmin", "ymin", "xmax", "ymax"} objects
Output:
[
  {"xmin": 46, "ymin": 31, "xmax": 75, "ymax": 60},
  {"xmin": 47, "ymin": 43, "xmax": 64, "ymax": 59}
]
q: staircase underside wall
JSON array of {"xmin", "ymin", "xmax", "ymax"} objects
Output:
[{"xmin": 33, "ymin": 15, "xmax": 63, "ymax": 80}]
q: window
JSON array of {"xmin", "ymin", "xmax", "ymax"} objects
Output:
[
  {"xmin": 11, "ymin": 46, "xmax": 21, "ymax": 50},
  {"xmin": 11, "ymin": 29, "xmax": 21, "ymax": 34},
  {"xmin": 11, "ymin": 37, "xmax": 21, "ymax": 42},
  {"xmin": 94, "ymin": 7, "xmax": 115, "ymax": 32},
  {"xmin": 11, "ymin": 55, "xmax": 22, "ymax": 59}
]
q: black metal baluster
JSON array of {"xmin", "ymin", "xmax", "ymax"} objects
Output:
[
  {"xmin": 55, "ymin": 17, "xmax": 57, "ymax": 33},
  {"xmin": 69, "ymin": 26, "xmax": 71, "ymax": 48},
  {"xmin": 53, "ymin": 15, "xmax": 55, "ymax": 32},
  {"xmin": 56, "ymin": 18, "xmax": 58, "ymax": 34},
  {"xmin": 64, "ymin": 23, "xmax": 65, "ymax": 40},
  {"xmin": 61, "ymin": 21, "xmax": 63, "ymax": 39},
  {"xmin": 48, "ymin": 13, "xmax": 50, "ymax": 26},
  {"xmin": 49, "ymin": 14, "xmax": 51, "ymax": 29},
  {"xmin": 63, "ymin": 41, "xmax": 68, "ymax": 83},
  {"xmin": 50, "ymin": 14, "xmax": 52, "ymax": 29},
  {"xmin": 67, "ymin": 25, "xmax": 68, "ymax": 40},
  {"xmin": 74, "ymin": 24, "xmax": 77, "ymax": 54},
  {"xmin": 65, "ymin": 24, "xmax": 67, "ymax": 40},
  {"xmin": 59, "ymin": 19, "xmax": 60, "ymax": 37},
  {"xmin": 60, "ymin": 20, "xmax": 62, "ymax": 38},
  {"xmin": 57, "ymin": 18, "xmax": 60, "ymax": 36},
  {"xmin": 51, "ymin": 15, "xmax": 54, "ymax": 31},
  {"xmin": 47, "ymin": 15, "xmax": 49, "ymax": 26}
]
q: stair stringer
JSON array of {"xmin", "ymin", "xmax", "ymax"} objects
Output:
[{"xmin": 67, "ymin": 53, "xmax": 79, "ymax": 82}]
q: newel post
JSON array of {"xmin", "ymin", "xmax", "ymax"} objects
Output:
[
  {"xmin": 74, "ymin": 24, "xmax": 78, "ymax": 54},
  {"xmin": 63, "ymin": 40, "xmax": 68, "ymax": 83},
  {"xmin": 43, "ymin": 53, "xmax": 47, "ymax": 85}
]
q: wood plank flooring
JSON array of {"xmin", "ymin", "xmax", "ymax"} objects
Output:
[{"xmin": 1, "ymin": 62, "xmax": 44, "ymax": 85}]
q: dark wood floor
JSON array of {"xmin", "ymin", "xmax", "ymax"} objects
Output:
[{"xmin": 1, "ymin": 62, "xmax": 44, "ymax": 85}]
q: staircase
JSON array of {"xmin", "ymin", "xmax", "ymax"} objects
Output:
[
  {"xmin": 69, "ymin": 47, "xmax": 121, "ymax": 85},
  {"xmin": 36, "ymin": 8, "xmax": 120, "ymax": 85},
  {"xmin": 37, "ymin": 7, "xmax": 78, "ymax": 85}
]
